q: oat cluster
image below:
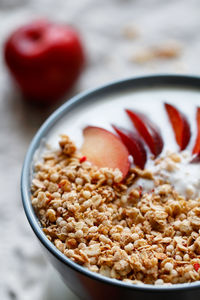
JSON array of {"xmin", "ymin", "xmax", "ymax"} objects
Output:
[{"xmin": 31, "ymin": 135, "xmax": 200, "ymax": 285}]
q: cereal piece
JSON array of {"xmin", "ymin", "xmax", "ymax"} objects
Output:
[
  {"xmin": 84, "ymin": 244, "xmax": 101, "ymax": 257},
  {"xmin": 50, "ymin": 173, "xmax": 59, "ymax": 182},
  {"xmin": 59, "ymin": 179, "xmax": 71, "ymax": 192},
  {"xmin": 48, "ymin": 182, "xmax": 58, "ymax": 193},
  {"xmin": 46, "ymin": 209, "xmax": 56, "ymax": 222},
  {"xmin": 155, "ymin": 279, "xmax": 164, "ymax": 285},
  {"xmin": 124, "ymin": 243, "xmax": 134, "ymax": 252},
  {"xmin": 133, "ymin": 168, "xmax": 153, "ymax": 179},
  {"xmin": 154, "ymin": 42, "xmax": 181, "ymax": 59},
  {"xmin": 114, "ymin": 260, "xmax": 131, "ymax": 276},
  {"xmin": 131, "ymin": 42, "xmax": 181, "ymax": 64},
  {"xmin": 59, "ymin": 135, "xmax": 76, "ymax": 155},
  {"xmin": 83, "ymin": 190, "xmax": 91, "ymax": 199},
  {"xmin": 55, "ymin": 239, "xmax": 64, "ymax": 252},
  {"xmin": 169, "ymin": 153, "xmax": 181, "ymax": 163},
  {"xmin": 193, "ymin": 237, "xmax": 200, "ymax": 254},
  {"xmin": 164, "ymin": 262, "xmax": 174, "ymax": 272},
  {"xmin": 75, "ymin": 230, "xmax": 84, "ymax": 239},
  {"xmin": 32, "ymin": 179, "xmax": 45, "ymax": 189},
  {"xmin": 75, "ymin": 177, "xmax": 84, "ymax": 186},
  {"xmin": 100, "ymin": 265, "xmax": 111, "ymax": 277}
]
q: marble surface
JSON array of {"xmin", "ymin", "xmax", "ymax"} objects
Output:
[
  {"xmin": 1, "ymin": 0, "xmax": 200, "ymax": 299},
  {"xmin": 43, "ymin": 266, "xmax": 79, "ymax": 300}
]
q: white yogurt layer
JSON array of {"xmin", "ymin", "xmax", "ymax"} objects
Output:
[
  {"xmin": 135, "ymin": 151, "xmax": 200, "ymax": 200},
  {"xmin": 44, "ymin": 85, "xmax": 200, "ymax": 200}
]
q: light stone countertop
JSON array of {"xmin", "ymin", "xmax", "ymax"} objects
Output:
[{"xmin": 1, "ymin": 0, "xmax": 200, "ymax": 299}]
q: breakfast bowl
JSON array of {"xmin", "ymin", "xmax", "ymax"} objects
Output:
[{"xmin": 21, "ymin": 75, "xmax": 200, "ymax": 300}]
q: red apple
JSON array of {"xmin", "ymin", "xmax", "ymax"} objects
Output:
[
  {"xmin": 4, "ymin": 19, "xmax": 85, "ymax": 104},
  {"xmin": 164, "ymin": 103, "xmax": 191, "ymax": 150},
  {"xmin": 126, "ymin": 109, "xmax": 163, "ymax": 157},
  {"xmin": 81, "ymin": 126, "xmax": 130, "ymax": 179},
  {"xmin": 112, "ymin": 125, "xmax": 147, "ymax": 169}
]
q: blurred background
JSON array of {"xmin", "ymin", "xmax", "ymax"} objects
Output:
[{"xmin": 1, "ymin": 0, "xmax": 200, "ymax": 299}]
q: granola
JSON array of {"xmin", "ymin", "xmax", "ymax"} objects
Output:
[{"xmin": 31, "ymin": 135, "xmax": 200, "ymax": 285}]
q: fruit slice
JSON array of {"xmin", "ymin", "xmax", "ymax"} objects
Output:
[
  {"xmin": 112, "ymin": 125, "xmax": 147, "ymax": 169},
  {"xmin": 190, "ymin": 153, "xmax": 200, "ymax": 164},
  {"xmin": 164, "ymin": 103, "xmax": 191, "ymax": 150},
  {"xmin": 125, "ymin": 109, "xmax": 163, "ymax": 157},
  {"xmin": 81, "ymin": 126, "xmax": 130, "ymax": 179},
  {"xmin": 192, "ymin": 107, "xmax": 200, "ymax": 154}
]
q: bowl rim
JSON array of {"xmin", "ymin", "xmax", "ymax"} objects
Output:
[{"xmin": 21, "ymin": 74, "xmax": 200, "ymax": 292}]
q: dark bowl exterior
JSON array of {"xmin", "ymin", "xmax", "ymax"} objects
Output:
[{"xmin": 21, "ymin": 75, "xmax": 200, "ymax": 300}]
